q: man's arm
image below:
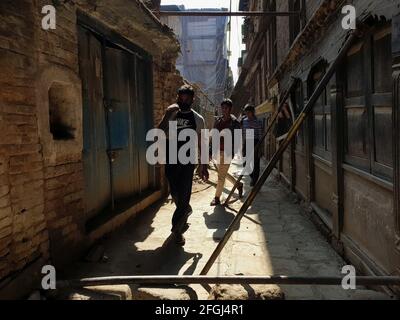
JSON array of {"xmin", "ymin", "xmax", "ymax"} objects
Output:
[
  {"xmin": 194, "ymin": 112, "xmax": 209, "ymax": 181},
  {"xmin": 158, "ymin": 104, "xmax": 179, "ymax": 132}
]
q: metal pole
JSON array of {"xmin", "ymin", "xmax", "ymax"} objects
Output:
[
  {"xmin": 158, "ymin": 11, "xmax": 300, "ymax": 17},
  {"xmin": 57, "ymin": 275, "xmax": 400, "ymax": 288},
  {"xmin": 200, "ymin": 29, "xmax": 360, "ymax": 276},
  {"xmin": 224, "ymin": 78, "xmax": 300, "ymax": 205}
]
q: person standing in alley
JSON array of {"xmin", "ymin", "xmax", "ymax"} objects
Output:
[
  {"xmin": 158, "ymin": 84, "xmax": 209, "ymax": 245},
  {"xmin": 242, "ymin": 104, "xmax": 264, "ymax": 187},
  {"xmin": 210, "ymin": 99, "xmax": 243, "ymax": 206}
]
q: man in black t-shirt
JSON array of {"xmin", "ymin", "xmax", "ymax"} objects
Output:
[{"xmin": 158, "ymin": 85, "xmax": 209, "ymax": 245}]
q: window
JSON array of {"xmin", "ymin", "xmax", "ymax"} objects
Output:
[
  {"xmin": 343, "ymin": 25, "xmax": 393, "ymax": 180},
  {"xmin": 289, "ymin": 0, "xmax": 305, "ymax": 45},
  {"xmin": 372, "ymin": 27, "xmax": 393, "ymax": 176},
  {"xmin": 308, "ymin": 63, "xmax": 332, "ymax": 161},
  {"xmin": 268, "ymin": 0, "xmax": 277, "ymax": 73},
  {"xmin": 48, "ymin": 83, "xmax": 76, "ymax": 140},
  {"xmin": 292, "ymin": 82, "xmax": 304, "ymax": 152},
  {"xmin": 36, "ymin": 65, "xmax": 83, "ymax": 165}
]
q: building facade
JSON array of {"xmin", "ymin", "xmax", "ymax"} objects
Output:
[
  {"xmin": 0, "ymin": 0, "xmax": 183, "ymax": 298},
  {"xmin": 232, "ymin": 0, "xmax": 400, "ymax": 295},
  {"xmin": 160, "ymin": 5, "xmax": 232, "ymax": 112}
]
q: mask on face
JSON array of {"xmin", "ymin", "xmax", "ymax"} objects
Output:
[{"xmin": 178, "ymin": 101, "xmax": 191, "ymax": 110}]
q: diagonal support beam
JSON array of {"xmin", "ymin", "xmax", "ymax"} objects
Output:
[{"xmin": 200, "ymin": 29, "xmax": 361, "ymax": 276}]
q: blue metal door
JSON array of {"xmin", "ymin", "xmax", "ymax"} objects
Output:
[
  {"xmin": 104, "ymin": 47, "xmax": 140, "ymax": 204},
  {"xmin": 78, "ymin": 26, "xmax": 112, "ymax": 219},
  {"xmin": 80, "ymin": 24, "xmax": 157, "ymax": 218},
  {"xmin": 135, "ymin": 58, "xmax": 156, "ymax": 191}
]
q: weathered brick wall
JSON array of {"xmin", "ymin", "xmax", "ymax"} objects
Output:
[
  {"xmin": 35, "ymin": 1, "xmax": 85, "ymax": 268},
  {"xmin": 1, "ymin": 0, "xmax": 183, "ymax": 293},
  {"xmin": 0, "ymin": 0, "xmax": 49, "ymax": 280},
  {"xmin": 153, "ymin": 56, "xmax": 184, "ymax": 125}
]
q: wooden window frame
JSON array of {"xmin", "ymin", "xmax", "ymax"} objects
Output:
[
  {"xmin": 308, "ymin": 62, "xmax": 332, "ymax": 162},
  {"xmin": 267, "ymin": 0, "xmax": 278, "ymax": 72},
  {"xmin": 289, "ymin": 0, "xmax": 305, "ymax": 45},
  {"xmin": 292, "ymin": 82, "xmax": 305, "ymax": 153},
  {"xmin": 343, "ymin": 24, "xmax": 393, "ymax": 181}
]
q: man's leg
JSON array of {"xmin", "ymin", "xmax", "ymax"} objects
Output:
[
  {"xmin": 165, "ymin": 164, "xmax": 180, "ymax": 205},
  {"xmin": 215, "ymin": 162, "xmax": 230, "ymax": 199},
  {"xmin": 250, "ymin": 140, "xmax": 261, "ymax": 185},
  {"xmin": 171, "ymin": 164, "xmax": 195, "ymax": 234}
]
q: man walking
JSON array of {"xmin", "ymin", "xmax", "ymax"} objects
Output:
[
  {"xmin": 242, "ymin": 104, "xmax": 264, "ymax": 187},
  {"xmin": 158, "ymin": 85, "xmax": 209, "ymax": 245},
  {"xmin": 210, "ymin": 99, "xmax": 243, "ymax": 206}
]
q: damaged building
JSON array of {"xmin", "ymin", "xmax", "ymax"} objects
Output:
[
  {"xmin": 0, "ymin": 0, "xmax": 185, "ymax": 298},
  {"xmin": 232, "ymin": 0, "xmax": 400, "ymax": 295}
]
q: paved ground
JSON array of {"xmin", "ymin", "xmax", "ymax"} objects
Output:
[{"xmin": 58, "ymin": 158, "xmax": 391, "ymax": 300}]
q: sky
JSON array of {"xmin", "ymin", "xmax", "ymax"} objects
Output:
[{"xmin": 161, "ymin": 0, "xmax": 245, "ymax": 84}]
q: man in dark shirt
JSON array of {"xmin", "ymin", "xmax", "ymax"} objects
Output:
[
  {"xmin": 210, "ymin": 99, "xmax": 243, "ymax": 206},
  {"xmin": 242, "ymin": 104, "xmax": 264, "ymax": 187},
  {"xmin": 158, "ymin": 85, "xmax": 209, "ymax": 245}
]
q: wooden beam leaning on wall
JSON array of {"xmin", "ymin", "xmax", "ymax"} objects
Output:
[{"xmin": 200, "ymin": 28, "xmax": 362, "ymax": 276}]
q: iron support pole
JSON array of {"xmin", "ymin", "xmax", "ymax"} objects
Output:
[
  {"xmin": 200, "ymin": 29, "xmax": 360, "ymax": 276},
  {"xmin": 159, "ymin": 11, "xmax": 300, "ymax": 17},
  {"xmin": 57, "ymin": 275, "xmax": 400, "ymax": 288}
]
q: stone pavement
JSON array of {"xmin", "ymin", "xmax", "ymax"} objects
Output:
[{"xmin": 56, "ymin": 158, "xmax": 391, "ymax": 300}]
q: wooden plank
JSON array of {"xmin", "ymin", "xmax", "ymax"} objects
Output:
[
  {"xmin": 392, "ymin": 14, "xmax": 400, "ymax": 55},
  {"xmin": 392, "ymin": 60, "xmax": 400, "ymax": 245},
  {"xmin": 330, "ymin": 71, "xmax": 345, "ymax": 239}
]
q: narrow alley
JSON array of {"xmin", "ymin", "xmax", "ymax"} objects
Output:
[
  {"xmin": 1, "ymin": 0, "xmax": 400, "ymax": 305},
  {"xmin": 55, "ymin": 160, "xmax": 391, "ymax": 300}
]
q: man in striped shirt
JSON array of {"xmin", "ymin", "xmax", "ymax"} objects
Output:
[{"xmin": 241, "ymin": 104, "xmax": 264, "ymax": 187}]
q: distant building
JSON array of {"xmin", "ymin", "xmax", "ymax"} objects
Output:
[{"xmin": 161, "ymin": 5, "xmax": 231, "ymax": 108}]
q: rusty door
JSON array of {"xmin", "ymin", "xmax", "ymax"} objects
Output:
[
  {"xmin": 78, "ymin": 26, "xmax": 112, "ymax": 219},
  {"xmin": 103, "ymin": 46, "xmax": 140, "ymax": 205},
  {"xmin": 135, "ymin": 57, "xmax": 156, "ymax": 191},
  {"xmin": 79, "ymin": 23, "xmax": 157, "ymax": 219}
]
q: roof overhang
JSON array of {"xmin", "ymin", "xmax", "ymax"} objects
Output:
[{"xmin": 75, "ymin": 0, "xmax": 180, "ymax": 60}]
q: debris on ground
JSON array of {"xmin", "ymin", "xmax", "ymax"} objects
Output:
[{"xmin": 208, "ymin": 284, "xmax": 285, "ymax": 300}]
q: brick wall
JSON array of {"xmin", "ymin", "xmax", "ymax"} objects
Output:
[
  {"xmin": 0, "ymin": 0, "xmax": 182, "ymax": 297},
  {"xmin": 153, "ymin": 56, "xmax": 184, "ymax": 126},
  {"xmin": 35, "ymin": 1, "xmax": 86, "ymax": 269},
  {"xmin": 0, "ymin": 0, "xmax": 49, "ymax": 281}
]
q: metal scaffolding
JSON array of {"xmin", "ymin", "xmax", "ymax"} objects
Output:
[{"xmin": 158, "ymin": 11, "xmax": 300, "ymax": 17}]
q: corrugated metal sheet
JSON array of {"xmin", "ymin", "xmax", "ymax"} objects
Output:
[
  {"xmin": 78, "ymin": 26, "xmax": 112, "ymax": 219},
  {"xmin": 79, "ymin": 24, "xmax": 157, "ymax": 219}
]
